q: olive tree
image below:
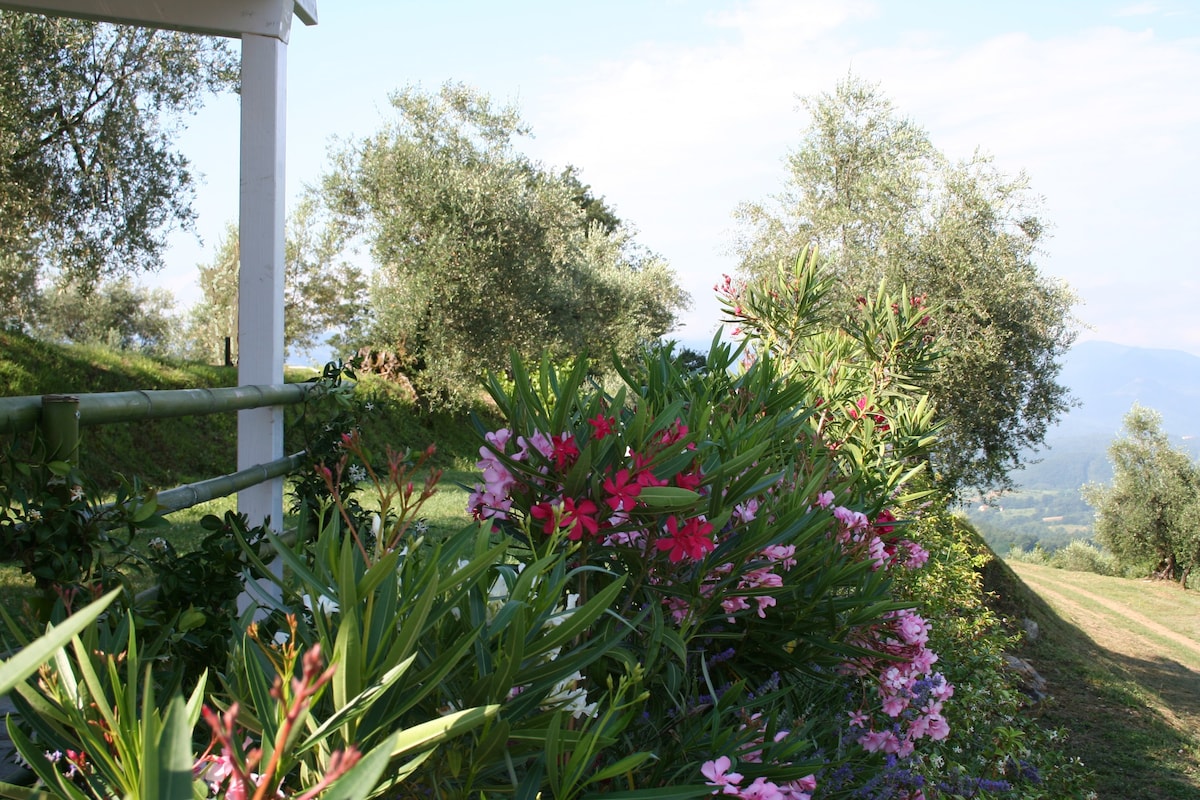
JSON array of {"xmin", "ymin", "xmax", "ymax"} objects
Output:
[
  {"xmin": 734, "ymin": 75, "xmax": 1077, "ymax": 495},
  {"xmin": 1084, "ymin": 404, "xmax": 1200, "ymax": 585},
  {"xmin": 180, "ymin": 199, "xmax": 369, "ymax": 363},
  {"xmin": 321, "ymin": 82, "xmax": 689, "ymax": 406},
  {"xmin": 0, "ymin": 10, "xmax": 237, "ymax": 308}
]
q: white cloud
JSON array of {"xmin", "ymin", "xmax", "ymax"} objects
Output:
[{"xmin": 519, "ymin": 2, "xmax": 1200, "ymax": 351}]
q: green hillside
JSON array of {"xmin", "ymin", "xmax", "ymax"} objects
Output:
[{"xmin": 0, "ymin": 330, "xmax": 487, "ymax": 491}]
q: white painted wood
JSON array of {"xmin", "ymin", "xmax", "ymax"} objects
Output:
[
  {"xmin": 0, "ymin": 0, "xmax": 315, "ymax": 41},
  {"xmin": 293, "ymin": 0, "xmax": 316, "ymax": 26},
  {"xmin": 237, "ymin": 32, "xmax": 287, "ymax": 532}
]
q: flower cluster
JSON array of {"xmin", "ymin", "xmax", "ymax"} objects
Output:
[
  {"xmin": 842, "ymin": 607, "xmax": 953, "ymax": 759},
  {"xmin": 469, "ymin": 419, "xmax": 712, "ymax": 562},
  {"xmin": 832, "ymin": 505, "xmax": 930, "ymax": 572},
  {"xmin": 701, "ymin": 755, "xmax": 817, "ymax": 799}
]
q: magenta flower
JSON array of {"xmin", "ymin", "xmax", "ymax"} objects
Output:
[
  {"xmin": 551, "ymin": 433, "xmax": 580, "ymax": 470},
  {"xmin": 530, "ymin": 501, "xmax": 559, "ymax": 535},
  {"xmin": 588, "ymin": 413, "xmax": 616, "ymax": 439},
  {"xmin": 675, "ymin": 468, "xmax": 703, "ymax": 491},
  {"xmin": 603, "ymin": 468, "xmax": 642, "ymax": 511},
  {"xmin": 560, "ymin": 497, "xmax": 599, "ymax": 541},
  {"xmin": 655, "ymin": 515, "xmax": 715, "ymax": 562}
]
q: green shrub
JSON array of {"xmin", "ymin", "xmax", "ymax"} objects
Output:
[{"xmin": 1049, "ymin": 539, "xmax": 1117, "ymax": 576}]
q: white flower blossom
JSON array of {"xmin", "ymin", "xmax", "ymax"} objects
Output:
[
  {"xmin": 302, "ymin": 592, "xmax": 339, "ymax": 616},
  {"xmin": 541, "ymin": 670, "xmax": 598, "ymax": 719},
  {"xmin": 544, "ymin": 593, "xmax": 580, "ymax": 628}
]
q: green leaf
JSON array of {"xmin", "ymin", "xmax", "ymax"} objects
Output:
[
  {"xmin": 636, "ymin": 486, "xmax": 701, "ymax": 511},
  {"xmin": 317, "ymin": 736, "xmax": 394, "ymax": 800},
  {"xmin": 0, "ymin": 779, "xmax": 47, "ymax": 799},
  {"xmin": 581, "ymin": 785, "xmax": 713, "ymax": 799},
  {"xmin": 0, "ymin": 589, "xmax": 118, "ymax": 698},
  {"xmin": 389, "ymin": 705, "xmax": 499, "ymax": 759},
  {"xmin": 584, "ymin": 751, "xmax": 654, "ymax": 784},
  {"xmin": 155, "ymin": 694, "xmax": 197, "ymax": 800},
  {"xmin": 297, "ymin": 655, "xmax": 416, "ymax": 755}
]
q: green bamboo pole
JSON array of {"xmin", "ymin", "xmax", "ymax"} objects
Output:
[
  {"xmin": 154, "ymin": 450, "xmax": 308, "ymax": 512},
  {"xmin": 39, "ymin": 395, "xmax": 80, "ymax": 465},
  {"xmin": 0, "ymin": 382, "xmax": 314, "ymax": 434}
]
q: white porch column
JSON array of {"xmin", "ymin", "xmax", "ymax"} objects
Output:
[{"xmin": 237, "ymin": 32, "xmax": 287, "ymax": 531}]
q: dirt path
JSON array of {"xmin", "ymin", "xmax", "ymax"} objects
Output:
[
  {"xmin": 1009, "ymin": 562, "xmax": 1200, "ymax": 735},
  {"xmin": 1010, "ymin": 562, "xmax": 1200, "ymax": 668}
]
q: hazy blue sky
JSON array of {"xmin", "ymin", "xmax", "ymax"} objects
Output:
[{"xmin": 155, "ymin": 0, "xmax": 1200, "ymax": 359}]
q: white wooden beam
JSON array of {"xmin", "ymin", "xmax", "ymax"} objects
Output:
[
  {"xmin": 0, "ymin": 0, "xmax": 316, "ymax": 41},
  {"xmin": 237, "ymin": 32, "xmax": 287, "ymax": 531}
]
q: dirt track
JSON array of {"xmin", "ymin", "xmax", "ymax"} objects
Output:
[
  {"xmin": 1008, "ymin": 561, "xmax": 1200, "ymax": 733},
  {"xmin": 1010, "ymin": 562, "xmax": 1200, "ymax": 669}
]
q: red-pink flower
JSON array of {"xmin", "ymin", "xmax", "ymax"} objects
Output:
[
  {"xmin": 560, "ymin": 497, "xmax": 599, "ymax": 541},
  {"xmin": 603, "ymin": 468, "xmax": 642, "ymax": 511},
  {"xmin": 551, "ymin": 433, "xmax": 580, "ymax": 470},
  {"xmin": 675, "ymin": 468, "xmax": 703, "ymax": 491},
  {"xmin": 631, "ymin": 452, "xmax": 668, "ymax": 487},
  {"xmin": 588, "ymin": 414, "xmax": 616, "ymax": 440},
  {"xmin": 530, "ymin": 501, "xmax": 559, "ymax": 535},
  {"xmin": 655, "ymin": 515, "xmax": 715, "ymax": 562}
]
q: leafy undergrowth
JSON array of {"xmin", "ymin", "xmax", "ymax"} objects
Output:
[
  {"xmin": 982, "ymin": 554, "xmax": 1200, "ymax": 799},
  {"xmin": 7, "ymin": 334, "xmax": 1195, "ymax": 798}
]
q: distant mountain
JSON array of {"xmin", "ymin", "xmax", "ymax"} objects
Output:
[
  {"xmin": 1011, "ymin": 340, "xmax": 1200, "ymax": 490},
  {"xmin": 1050, "ymin": 340, "xmax": 1200, "ymax": 440},
  {"xmin": 969, "ymin": 341, "xmax": 1200, "ymax": 551}
]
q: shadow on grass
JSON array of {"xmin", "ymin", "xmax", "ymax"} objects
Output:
[{"xmin": 983, "ymin": 557, "xmax": 1200, "ymax": 800}]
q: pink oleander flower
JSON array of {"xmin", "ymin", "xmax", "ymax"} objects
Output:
[
  {"xmin": 781, "ymin": 775, "xmax": 817, "ymax": 800},
  {"xmin": 903, "ymin": 540, "xmax": 930, "ymax": 568},
  {"xmin": 815, "ymin": 490, "xmax": 835, "ymax": 509},
  {"xmin": 517, "ymin": 431, "xmax": 554, "ymax": 460},
  {"xmin": 833, "ymin": 505, "xmax": 869, "ymax": 530},
  {"xmin": 741, "ymin": 777, "xmax": 786, "ymax": 800},
  {"xmin": 722, "ymin": 595, "xmax": 750, "ymax": 617},
  {"xmin": 734, "ymin": 497, "xmax": 759, "ymax": 523},
  {"xmin": 754, "ymin": 595, "xmax": 777, "ymax": 618},
  {"xmin": 895, "ymin": 610, "xmax": 930, "ymax": 646},
  {"xmin": 701, "ymin": 756, "xmax": 743, "ymax": 794},
  {"xmin": 761, "ymin": 544, "xmax": 795, "ymax": 568},
  {"xmin": 484, "ymin": 428, "xmax": 513, "ymax": 452}
]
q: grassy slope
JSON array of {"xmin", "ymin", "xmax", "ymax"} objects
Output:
[
  {"xmin": 982, "ymin": 552, "xmax": 1200, "ymax": 799},
  {"xmin": 0, "ymin": 330, "xmax": 488, "ymax": 485}
]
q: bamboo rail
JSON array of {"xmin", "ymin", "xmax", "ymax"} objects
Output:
[
  {"xmin": 0, "ymin": 381, "xmax": 319, "ymax": 515},
  {"xmin": 0, "ymin": 383, "xmax": 312, "ymax": 434}
]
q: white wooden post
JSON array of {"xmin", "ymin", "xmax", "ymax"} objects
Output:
[{"xmin": 237, "ymin": 32, "xmax": 287, "ymax": 532}]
